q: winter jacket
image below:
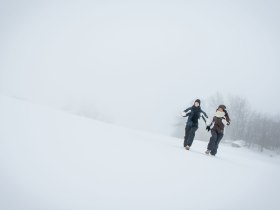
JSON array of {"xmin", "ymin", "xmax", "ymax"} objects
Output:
[
  {"xmin": 182, "ymin": 106, "xmax": 208, "ymax": 127},
  {"xmin": 209, "ymin": 111, "xmax": 231, "ymax": 133}
]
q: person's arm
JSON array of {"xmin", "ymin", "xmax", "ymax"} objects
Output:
[
  {"xmin": 181, "ymin": 107, "xmax": 192, "ymax": 117},
  {"xmin": 201, "ymin": 110, "xmax": 208, "ymax": 118},
  {"xmin": 201, "ymin": 109, "xmax": 209, "ymax": 124},
  {"xmin": 206, "ymin": 117, "xmax": 214, "ymax": 131},
  {"xmin": 223, "ymin": 110, "xmax": 231, "ymax": 125}
]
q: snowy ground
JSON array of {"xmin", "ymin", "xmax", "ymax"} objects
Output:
[{"xmin": 0, "ymin": 95, "xmax": 279, "ymax": 210}]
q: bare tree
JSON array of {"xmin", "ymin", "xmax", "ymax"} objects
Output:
[{"xmin": 226, "ymin": 95, "xmax": 250, "ymax": 140}]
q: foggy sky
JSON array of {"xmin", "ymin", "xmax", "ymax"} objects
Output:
[{"xmin": 1, "ymin": 0, "xmax": 280, "ymax": 134}]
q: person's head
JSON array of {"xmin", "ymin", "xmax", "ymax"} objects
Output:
[
  {"xmin": 217, "ymin": 104, "xmax": 226, "ymax": 112},
  {"xmin": 194, "ymin": 99, "xmax": 201, "ymax": 107}
]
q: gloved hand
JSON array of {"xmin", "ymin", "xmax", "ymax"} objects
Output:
[
  {"xmin": 206, "ymin": 125, "xmax": 211, "ymax": 132},
  {"xmin": 181, "ymin": 112, "xmax": 187, "ymax": 117}
]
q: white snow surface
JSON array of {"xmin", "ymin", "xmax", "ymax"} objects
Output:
[{"xmin": 0, "ymin": 95, "xmax": 279, "ymax": 210}]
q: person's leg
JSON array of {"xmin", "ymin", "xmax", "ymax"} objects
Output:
[
  {"xmin": 207, "ymin": 130, "xmax": 218, "ymax": 151},
  {"xmin": 184, "ymin": 125, "xmax": 191, "ymax": 147},
  {"xmin": 210, "ymin": 133, "xmax": 224, "ymax": 156},
  {"xmin": 186, "ymin": 127, "xmax": 198, "ymax": 147}
]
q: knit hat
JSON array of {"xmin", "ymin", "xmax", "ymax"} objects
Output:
[{"xmin": 195, "ymin": 99, "xmax": 201, "ymax": 105}]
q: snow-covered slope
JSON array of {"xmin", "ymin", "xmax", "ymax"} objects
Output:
[{"xmin": 0, "ymin": 95, "xmax": 279, "ymax": 210}]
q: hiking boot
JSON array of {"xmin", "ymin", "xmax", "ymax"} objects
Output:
[
  {"xmin": 205, "ymin": 149, "xmax": 210, "ymax": 155},
  {"xmin": 185, "ymin": 145, "xmax": 190, "ymax": 150}
]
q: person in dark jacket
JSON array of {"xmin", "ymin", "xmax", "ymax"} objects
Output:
[
  {"xmin": 205, "ymin": 105, "xmax": 231, "ymax": 156},
  {"xmin": 181, "ymin": 99, "xmax": 208, "ymax": 150}
]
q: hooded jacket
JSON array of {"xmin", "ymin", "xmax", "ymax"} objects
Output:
[{"xmin": 183, "ymin": 106, "xmax": 208, "ymax": 127}]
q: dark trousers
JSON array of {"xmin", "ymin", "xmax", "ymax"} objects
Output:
[
  {"xmin": 207, "ymin": 129, "xmax": 224, "ymax": 155},
  {"xmin": 184, "ymin": 126, "xmax": 198, "ymax": 147}
]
